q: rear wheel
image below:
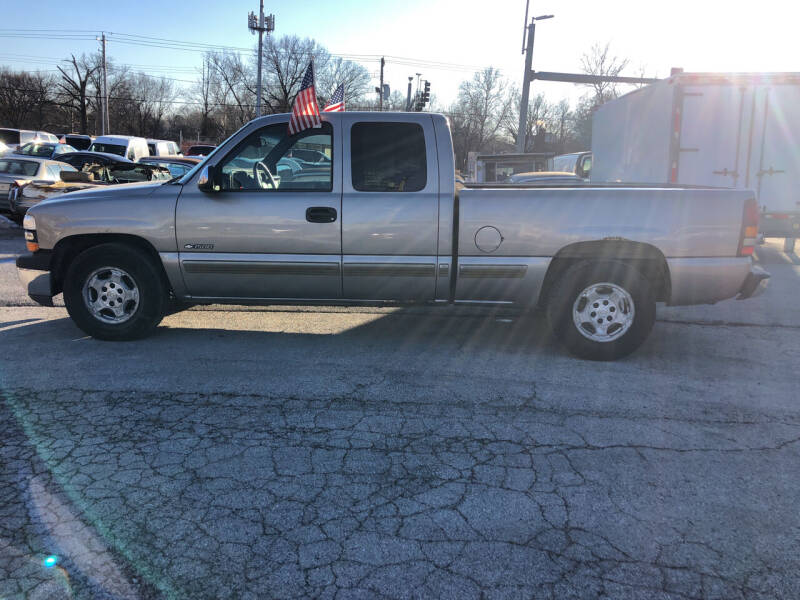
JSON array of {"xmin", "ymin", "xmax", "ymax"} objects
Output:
[
  {"xmin": 545, "ymin": 260, "xmax": 656, "ymax": 360},
  {"xmin": 63, "ymin": 243, "xmax": 167, "ymax": 340}
]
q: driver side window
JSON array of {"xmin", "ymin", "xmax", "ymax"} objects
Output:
[{"xmin": 217, "ymin": 122, "xmax": 333, "ymax": 192}]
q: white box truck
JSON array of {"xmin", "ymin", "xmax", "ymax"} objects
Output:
[{"xmin": 591, "ymin": 72, "xmax": 800, "ymax": 250}]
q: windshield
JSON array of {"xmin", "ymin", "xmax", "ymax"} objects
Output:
[
  {"xmin": 16, "ymin": 143, "xmax": 55, "ymax": 157},
  {"xmin": 88, "ymin": 142, "xmax": 126, "ymax": 156},
  {"xmin": 553, "ymin": 154, "xmax": 579, "ymax": 173},
  {"xmin": 0, "ymin": 158, "xmax": 39, "ymax": 176},
  {"xmin": 65, "ymin": 136, "xmax": 92, "ymax": 150}
]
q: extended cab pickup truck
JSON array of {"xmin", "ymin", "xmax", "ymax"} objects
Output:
[{"xmin": 16, "ymin": 112, "xmax": 769, "ymax": 360}]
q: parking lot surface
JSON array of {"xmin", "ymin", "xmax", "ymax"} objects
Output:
[{"xmin": 2, "ymin": 225, "xmax": 800, "ymax": 599}]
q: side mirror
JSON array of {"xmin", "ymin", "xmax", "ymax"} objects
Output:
[{"xmin": 197, "ymin": 165, "xmax": 220, "ymax": 193}]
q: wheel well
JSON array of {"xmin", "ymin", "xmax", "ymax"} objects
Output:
[
  {"xmin": 50, "ymin": 234, "xmax": 172, "ymax": 296},
  {"xmin": 538, "ymin": 241, "xmax": 671, "ymax": 305}
]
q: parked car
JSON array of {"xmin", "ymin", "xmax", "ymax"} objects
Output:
[
  {"xmin": 0, "ymin": 157, "xmax": 77, "ymax": 220},
  {"xmin": 508, "ymin": 171, "xmax": 583, "ymax": 184},
  {"xmin": 57, "ymin": 152, "xmax": 170, "ymax": 184},
  {"xmin": 88, "ymin": 135, "xmax": 150, "ymax": 161},
  {"xmin": 0, "ymin": 141, "xmax": 9, "ymax": 156},
  {"xmin": 13, "ymin": 142, "xmax": 77, "ymax": 159},
  {"xmin": 138, "ymin": 155, "xmax": 201, "ymax": 178},
  {"xmin": 61, "ymin": 134, "xmax": 93, "ymax": 151},
  {"xmin": 0, "ymin": 129, "xmax": 59, "ymax": 152},
  {"xmin": 16, "ymin": 112, "xmax": 769, "ymax": 360},
  {"xmin": 9, "ymin": 157, "xmax": 171, "ymax": 217},
  {"xmin": 147, "ymin": 139, "xmax": 182, "ymax": 157},
  {"xmin": 186, "ymin": 144, "xmax": 216, "ymax": 156}
]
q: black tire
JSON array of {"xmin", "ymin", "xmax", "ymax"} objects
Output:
[
  {"xmin": 545, "ymin": 260, "xmax": 656, "ymax": 361},
  {"xmin": 63, "ymin": 243, "xmax": 167, "ymax": 340}
]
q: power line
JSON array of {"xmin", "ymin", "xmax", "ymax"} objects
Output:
[{"xmin": 0, "ymin": 29, "xmax": 498, "ymax": 74}]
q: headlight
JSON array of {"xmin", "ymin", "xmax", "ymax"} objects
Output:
[{"xmin": 23, "ymin": 213, "xmax": 39, "ymax": 252}]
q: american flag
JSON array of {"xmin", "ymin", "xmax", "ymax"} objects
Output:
[
  {"xmin": 288, "ymin": 61, "xmax": 321, "ymax": 135},
  {"xmin": 323, "ymin": 84, "xmax": 345, "ymax": 112}
]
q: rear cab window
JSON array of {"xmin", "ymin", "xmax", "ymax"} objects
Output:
[{"xmin": 350, "ymin": 122, "xmax": 427, "ymax": 192}]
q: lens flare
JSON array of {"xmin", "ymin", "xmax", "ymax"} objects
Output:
[{"xmin": 42, "ymin": 554, "xmax": 59, "ymax": 568}]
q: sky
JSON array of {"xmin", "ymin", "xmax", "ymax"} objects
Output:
[{"xmin": 2, "ymin": 0, "xmax": 800, "ymax": 108}]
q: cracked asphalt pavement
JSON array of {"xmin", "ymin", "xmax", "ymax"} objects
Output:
[{"xmin": 2, "ymin": 226, "xmax": 800, "ymax": 599}]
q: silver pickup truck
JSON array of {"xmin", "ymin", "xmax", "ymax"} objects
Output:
[{"xmin": 16, "ymin": 112, "xmax": 769, "ymax": 360}]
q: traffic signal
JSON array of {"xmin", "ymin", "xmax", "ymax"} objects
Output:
[{"xmin": 414, "ymin": 82, "xmax": 431, "ymax": 111}]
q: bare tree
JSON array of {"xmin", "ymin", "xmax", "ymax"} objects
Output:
[
  {"xmin": 580, "ymin": 42, "xmax": 630, "ymax": 103},
  {"xmin": 317, "ymin": 57, "xmax": 370, "ymax": 107},
  {"xmin": 207, "ymin": 50, "xmax": 255, "ymax": 132},
  {"xmin": 57, "ymin": 54, "xmax": 100, "ymax": 134},
  {"xmin": 550, "ymin": 99, "xmax": 572, "ymax": 151},
  {"xmin": 0, "ymin": 69, "xmax": 54, "ymax": 129},
  {"xmin": 262, "ymin": 35, "xmax": 329, "ymax": 113},
  {"xmin": 570, "ymin": 95, "xmax": 597, "ymax": 149},
  {"xmin": 448, "ymin": 67, "xmax": 511, "ymax": 168},
  {"xmin": 501, "ymin": 88, "xmax": 551, "ymax": 152},
  {"xmin": 193, "ymin": 55, "xmax": 214, "ymax": 138}
]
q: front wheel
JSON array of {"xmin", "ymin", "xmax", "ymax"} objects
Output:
[
  {"xmin": 545, "ymin": 260, "xmax": 656, "ymax": 361},
  {"xmin": 63, "ymin": 244, "xmax": 167, "ymax": 340}
]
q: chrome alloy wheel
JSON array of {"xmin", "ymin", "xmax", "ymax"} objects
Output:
[
  {"xmin": 82, "ymin": 267, "xmax": 140, "ymax": 324},
  {"xmin": 572, "ymin": 282, "xmax": 635, "ymax": 342}
]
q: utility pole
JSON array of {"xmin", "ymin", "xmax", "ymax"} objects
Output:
[
  {"xmin": 406, "ymin": 76, "xmax": 413, "ymax": 111},
  {"xmin": 516, "ymin": 11, "xmax": 553, "ymax": 152},
  {"xmin": 249, "ymin": 1, "xmax": 275, "ymax": 117},
  {"xmin": 379, "ymin": 57, "xmax": 385, "ymax": 111},
  {"xmin": 98, "ymin": 32, "xmax": 109, "ymax": 135}
]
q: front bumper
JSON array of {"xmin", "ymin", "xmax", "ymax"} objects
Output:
[
  {"xmin": 736, "ymin": 265, "xmax": 770, "ymax": 300},
  {"xmin": 16, "ymin": 251, "xmax": 54, "ymax": 307}
]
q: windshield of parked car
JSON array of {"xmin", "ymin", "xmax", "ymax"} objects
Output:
[
  {"xmin": 88, "ymin": 142, "xmax": 126, "ymax": 156},
  {"xmin": 0, "ymin": 158, "xmax": 39, "ymax": 176},
  {"xmin": 16, "ymin": 143, "xmax": 56, "ymax": 157},
  {"xmin": 553, "ymin": 154, "xmax": 579, "ymax": 173},
  {"xmin": 187, "ymin": 145, "xmax": 215, "ymax": 155},
  {"xmin": 65, "ymin": 136, "xmax": 92, "ymax": 150},
  {"xmin": 144, "ymin": 160, "xmax": 192, "ymax": 178}
]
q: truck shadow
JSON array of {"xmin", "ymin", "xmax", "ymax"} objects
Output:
[{"xmin": 0, "ymin": 307, "xmax": 564, "ymax": 358}]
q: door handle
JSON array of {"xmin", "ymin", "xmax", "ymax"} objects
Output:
[{"xmin": 306, "ymin": 206, "xmax": 337, "ymax": 223}]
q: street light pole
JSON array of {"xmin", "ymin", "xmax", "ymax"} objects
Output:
[{"xmin": 516, "ymin": 14, "xmax": 553, "ymax": 153}]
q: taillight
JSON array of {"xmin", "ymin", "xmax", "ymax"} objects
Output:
[{"xmin": 739, "ymin": 198, "xmax": 759, "ymax": 256}]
